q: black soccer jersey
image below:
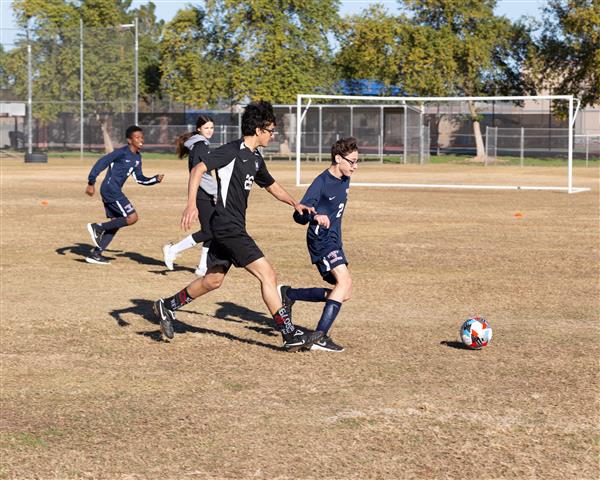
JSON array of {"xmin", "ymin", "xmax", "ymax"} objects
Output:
[{"xmin": 200, "ymin": 138, "xmax": 275, "ymax": 234}]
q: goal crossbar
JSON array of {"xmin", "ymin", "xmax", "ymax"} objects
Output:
[{"xmin": 295, "ymin": 94, "xmax": 590, "ymax": 194}]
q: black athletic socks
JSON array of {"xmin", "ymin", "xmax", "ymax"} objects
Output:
[
  {"xmin": 273, "ymin": 307, "xmax": 295, "ymax": 335},
  {"xmin": 165, "ymin": 288, "xmax": 194, "ymax": 311}
]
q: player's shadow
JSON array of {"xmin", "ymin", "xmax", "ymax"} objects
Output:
[
  {"xmin": 440, "ymin": 340, "xmax": 471, "ymax": 350},
  {"xmin": 210, "ymin": 301, "xmax": 278, "ymax": 336},
  {"xmin": 55, "ymin": 243, "xmax": 121, "ymax": 263},
  {"xmin": 115, "ymin": 251, "xmax": 195, "ymax": 274},
  {"xmin": 112, "ymin": 298, "xmax": 281, "ymax": 351}
]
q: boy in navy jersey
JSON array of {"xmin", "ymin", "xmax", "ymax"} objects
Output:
[
  {"xmin": 282, "ymin": 137, "xmax": 359, "ymax": 352},
  {"xmin": 152, "ymin": 101, "xmax": 322, "ymax": 352},
  {"xmin": 85, "ymin": 126, "xmax": 163, "ymax": 264}
]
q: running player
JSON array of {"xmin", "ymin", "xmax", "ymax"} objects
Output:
[
  {"xmin": 280, "ymin": 137, "xmax": 359, "ymax": 352},
  {"xmin": 163, "ymin": 115, "xmax": 216, "ymax": 275},
  {"xmin": 85, "ymin": 125, "xmax": 163, "ymax": 264},
  {"xmin": 152, "ymin": 101, "xmax": 322, "ymax": 351}
]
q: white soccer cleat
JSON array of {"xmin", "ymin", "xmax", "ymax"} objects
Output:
[{"xmin": 162, "ymin": 243, "xmax": 176, "ymax": 270}]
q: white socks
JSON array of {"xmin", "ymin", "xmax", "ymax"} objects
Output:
[
  {"xmin": 195, "ymin": 246, "xmax": 209, "ymax": 276},
  {"xmin": 171, "ymin": 234, "xmax": 197, "ymax": 255}
]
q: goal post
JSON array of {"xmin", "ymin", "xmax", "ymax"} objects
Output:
[{"xmin": 295, "ymin": 94, "xmax": 590, "ymax": 194}]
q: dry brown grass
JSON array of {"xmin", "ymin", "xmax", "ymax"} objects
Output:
[{"xmin": 1, "ymin": 157, "xmax": 599, "ymax": 480}]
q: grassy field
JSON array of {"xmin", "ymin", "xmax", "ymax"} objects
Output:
[{"xmin": 1, "ymin": 157, "xmax": 599, "ymax": 479}]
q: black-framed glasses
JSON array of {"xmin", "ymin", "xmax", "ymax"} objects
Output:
[
  {"xmin": 262, "ymin": 127, "xmax": 276, "ymax": 135},
  {"xmin": 341, "ymin": 155, "xmax": 359, "ymax": 167}
]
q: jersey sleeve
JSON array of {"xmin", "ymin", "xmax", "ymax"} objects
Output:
[
  {"xmin": 132, "ymin": 160, "xmax": 159, "ymax": 185},
  {"xmin": 254, "ymin": 159, "xmax": 275, "ymax": 188},
  {"xmin": 293, "ymin": 176, "xmax": 323, "ymax": 224},
  {"xmin": 189, "ymin": 142, "xmax": 210, "ymax": 170},
  {"xmin": 87, "ymin": 149, "xmax": 121, "ymax": 185},
  {"xmin": 300, "ymin": 175, "xmax": 323, "ymax": 209},
  {"xmin": 203, "ymin": 145, "xmax": 237, "ymax": 172}
]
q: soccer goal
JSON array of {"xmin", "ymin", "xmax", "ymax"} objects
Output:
[{"xmin": 295, "ymin": 94, "xmax": 590, "ymax": 194}]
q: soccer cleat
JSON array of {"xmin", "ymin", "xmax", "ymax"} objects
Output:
[
  {"xmin": 153, "ymin": 298, "xmax": 175, "ymax": 340},
  {"xmin": 282, "ymin": 328, "xmax": 323, "ymax": 353},
  {"xmin": 87, "ymin": 223, "xmax": 104, "ymax": 248},
  {"xmin": 162, "ymin": 243, "xmax": 176, "ymax": 271},
  {"xmin": 310, "ymin": 335, "xmax": 345, "ymax": 352},
  {"xmin": 277, "ymin": 284, "xmax": 295, "ymax": 319},
  {"xmin": 85, "ymin": 252, "xmax": 111, "ymax": 265}
]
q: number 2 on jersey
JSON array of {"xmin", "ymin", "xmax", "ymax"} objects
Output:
[{"xmin": 336, "ymin": 203, "xmax": 345, "ymax": 218}]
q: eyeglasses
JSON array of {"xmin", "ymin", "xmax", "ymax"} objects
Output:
[
  {"xmin": 341, "ymin": 155, "xmax": 359, "ymax": 167},
  {"xmin": 262, "ymin": 127, "xmax": 276, "ymax": 135}
]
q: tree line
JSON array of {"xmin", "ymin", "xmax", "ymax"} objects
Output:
[{"xmin": 1, "ymin": 0, "xmax": 598, "ymax": 154}]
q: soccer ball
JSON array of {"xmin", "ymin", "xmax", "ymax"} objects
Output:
[{"xmin": 459, "ymin": 316, "xmax": 492, "ymax": 349}]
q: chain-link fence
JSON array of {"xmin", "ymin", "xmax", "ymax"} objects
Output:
[{"xmin": 485, "ymin": 127, "xmax": 600, "ymax": 165}]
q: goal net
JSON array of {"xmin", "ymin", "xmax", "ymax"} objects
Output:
[{"xmin": 295, "ymin": 94, "xmax": 589, "ymax": 194}]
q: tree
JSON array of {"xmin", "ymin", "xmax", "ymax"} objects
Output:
[
  {"xmin": 537, "ymin": 0, "xmax": 599, "ymax": 107},
  {"xmin": 403, "ymin": 0, "xmax": 534, "ymax": 160},
  {"xmin": 160, "ymin": 0, "xmax": 340, "ymax": 107},
  {"xmin": 336, "ymin": 1, "xmax": 534, "ymax": 160},
  {"xmin": 6, "ymin": 0, "xmax": 163, "ymax": 152}
]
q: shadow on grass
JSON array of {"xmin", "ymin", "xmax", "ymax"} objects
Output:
[
  {"xmin": 56, "ymin": 243, "xmax": 123, "ymax": 263},
  {"xmin": 56, "ymin": 244, "xmax": 194, "ymax": 273},
  {"xmin": 110, "ymin": 298, "xmax": 281, "ymax": 351},
  {"xmin": 440, "ymin": 340, "xmax": 473, "ymax": 350}
]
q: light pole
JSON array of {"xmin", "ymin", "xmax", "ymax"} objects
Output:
[{"xmin": 118, "ymin": 20, "xmax": 138, "ymax": 125}]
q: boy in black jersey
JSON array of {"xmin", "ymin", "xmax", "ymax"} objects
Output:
[
  {"xmin": 153, "ymin": 101, "xmax": 322, "ymax": 351},
  {"xmin": 282, "ymin": 137, "xmax": 359, "ymax": 352}
]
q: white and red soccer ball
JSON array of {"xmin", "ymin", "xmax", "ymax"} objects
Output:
[{"xmin": 460, "ymin": 316, "xmax": 492, "ymax": 349}]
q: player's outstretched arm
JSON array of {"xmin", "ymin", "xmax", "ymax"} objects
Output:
[
  {"xmin": 265, "ymin": 181, "xmax": 316, "ymax": 216},
  {"xmin": 181, "ymin": 162, "xmax": 207, "ymax": 230}
]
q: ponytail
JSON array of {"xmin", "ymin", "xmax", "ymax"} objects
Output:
[{"xmin": 176, "ymin": 131, "xmax": 195, "ymax": 159}]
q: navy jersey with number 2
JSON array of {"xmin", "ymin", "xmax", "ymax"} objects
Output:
[{"xmin": 295, "ymin": 170, "xmax": 350, "ymax": 264}]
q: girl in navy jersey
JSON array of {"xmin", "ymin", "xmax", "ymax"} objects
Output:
[
  {"xmin": 282, "ymin": 137, "xmax": 359, "ymax": 352},
  {"xmin": 163, "ymin": 115, "xmax": 216, "ymax": 275}
]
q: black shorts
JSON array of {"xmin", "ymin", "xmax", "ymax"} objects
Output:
[{"xmin": 207, "ymin": 231, "xmax": 264, "ymax": 272}]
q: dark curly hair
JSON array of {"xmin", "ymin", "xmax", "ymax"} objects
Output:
[
  {"xmin": 331, "ymin": 137, "xmax": 358, "ymax": 164},
  {"xmin": 241, "ymin": 101, "xmax": 276, "ymax": 136}
]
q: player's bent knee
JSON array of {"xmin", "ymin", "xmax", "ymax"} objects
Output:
[
  {"xmin": 127, "ymin": 213, "xmax": 138, "ymax": 225},
  {"xmin": 203, "ymin": 274, "xmax": 224, "ymax": 291}
]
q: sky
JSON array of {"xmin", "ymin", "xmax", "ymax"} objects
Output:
[{"xmin": 1, "ymin": 0, "xmax": 548, "ymax": 49}]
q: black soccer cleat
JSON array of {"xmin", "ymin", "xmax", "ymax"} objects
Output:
[
  {"xmin": 87, "ymin": 223, "xmax": 104, "ymax": 249},
  {"xmin": 153, "ymin": 298, "xmax": 175, "ymax": 340},
  {"xmin": 277, "ymin": 284, "xmax": 295, "ymax": 319},
  {"xmin": 311, "ymin": 335, "xmax": 345, "ymax": 352},
  {"xmin": 282, "ymin": 328, "xmax": 323, "ymax": 353},
  {"xmin": 85, "ymin": 252, "xmax": 111, "ymax": 265}
]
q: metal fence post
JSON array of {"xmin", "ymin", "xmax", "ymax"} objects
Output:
[
  {"xmin": 80, "ymin": 18, "xmax": 84, "ymax": 159},
  {"xmin": 520, "ymin": 127, "xmax": 524, "ymax": 167}
]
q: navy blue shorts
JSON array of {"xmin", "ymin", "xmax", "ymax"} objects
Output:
[
  {"xmin": 315, "ymin": 248, "xmax": 348, "ymax": 285},
  {"xmin": 102, "ymin": 194, "xmax": 136, "ymax": 218}
]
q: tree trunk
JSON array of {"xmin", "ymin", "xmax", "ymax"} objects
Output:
[
  {"xmin": 468, "ymin": 100, "xmax": 486, "ymax": 161},
  {"xmin": 95, "ymin": 112, "xmax": 114, "ymax": 153}
]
